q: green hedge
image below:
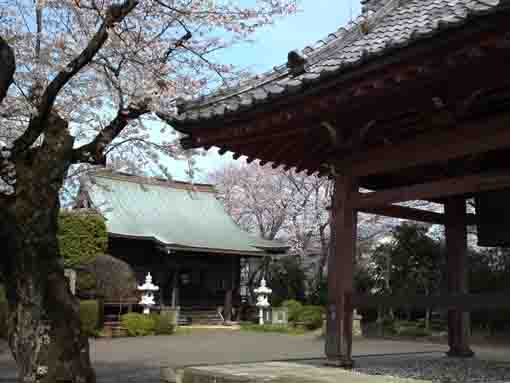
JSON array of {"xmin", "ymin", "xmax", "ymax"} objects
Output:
[
  {"xmin": 58, "ymin": 211, "xmax": 107, "ymax": 267},
  {"xmin": 297, "ymin": 306, "xmax": 324, "ymax": 330},
  {"xmin": 153, "ymin": 311, "xmax": 176, "ymax": 335},
  {"xmin": 80, "ymin": 300, "xmax": 99, "ymax": 337},
  {"xmin": 241, "ymin": 323, "xmax": 306, "ymax": 335},
  {"xmin": 281, "ymin": 300, "xmax": 303, "ymax": 323},
  {"xmin": 121, "ymin": 313, "xmax": 156, "ymax": 337},
  {"xmin": 281, "ymin": 301, "xmax": 324, "ymax": 330}
]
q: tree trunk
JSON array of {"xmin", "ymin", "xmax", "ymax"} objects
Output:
[{"xmin": 1, "ymin": 114, "xmax": 95, "ymax": 382}]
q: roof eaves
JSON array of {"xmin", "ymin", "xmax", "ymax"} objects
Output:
[{"xmin": 165, "ymin": 244, "xmax": 274, "ymax": 257}]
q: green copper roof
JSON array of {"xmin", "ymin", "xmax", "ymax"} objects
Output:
[{"xmin": 87, "ymin": 173, "xmax": 287, "ymax": 256}]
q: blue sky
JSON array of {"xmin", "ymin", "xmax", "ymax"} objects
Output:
[{"xmin": 169, "ymin": 0, "xmax": 361, "ymax": 182}]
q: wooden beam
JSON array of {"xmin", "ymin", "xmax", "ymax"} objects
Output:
[
  {"xmin": 352, "ymin": 293, "xmax": 510, "ymax": 311},
  {"xmin": 359, "ymin": 204, "xmax": 478, "ymax": 225},
  {"xmin": 353, "ymin": 171, "xmax": 510, "ymax": 209},
  {"xmin": 342, "ymin": 112, "xmax": 510, "ymax": 177},
  {"xmin": 359, "ymin": 205, "xmax": 444, "ymax": 224}
]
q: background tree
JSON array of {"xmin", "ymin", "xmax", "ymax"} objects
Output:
[
  {"xmin": 369, "ymin": 223, "xmax": 442, "ymax": 328},
  {"xmin": 266, "ymin": 255, "xmax": 307, "ymax": 306},
  {"xmin": 0, "ymin": 1, "xmax": 297, "ymax": 381},
  {"xmin": 210, "ymin": 162, "xmax": 404, "ymax": 301},
  {"xmin": 468, "ymin": 247, "xmax": 510, "ymax": 334}
]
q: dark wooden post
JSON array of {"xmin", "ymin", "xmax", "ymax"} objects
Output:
[
  {"xmin": 224, "ymin": 255, "xmax": 236, "ymax": 322},
  {"xmin": 171, "ymin": 267, "xmax": 179, "ymax": 308},
  {"xmin": 224, "ymin": 290, "xmax": 233, "ymax": 322},
  {"xmin": 444, "ymin": 196, "xmax": 474, "ymax": 358},
  {"xmin": 325, "ymin": 174, "xmax": 357, "ymax": 367}
]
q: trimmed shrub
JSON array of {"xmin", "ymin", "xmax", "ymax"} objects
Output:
[
  {"xmin": 281, "ymin": 300, "xmax": 303, "ymax": 323},
  {"xmin": 153, "ymin": 312, "xmax": 176, "ymax": 335},
  {"xmin": 80, "ymin": 300, "xmax": 99, "ymax": 337},
  {"xmin": 82, "ymin": 254, "xmax": 138, "ymax": 302},
  {"xmin": 121, "ymin": 313, "xmax": 156, "ymax": 337},
  {"xmin": 58, "ymin": 211, "xmax": 107, "ymax": 267},
  {"xmin": 297, "ymin": 305, "xmax": 325, "ymax": 330}
]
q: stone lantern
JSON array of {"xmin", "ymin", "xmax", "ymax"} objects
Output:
[
  {"xmin": 254, "ymin": 278, "xmax": 272, "ymax": 325},
  {"xmin": 138, "ymin": 272, "xmax": 159, "ymax": 314}
]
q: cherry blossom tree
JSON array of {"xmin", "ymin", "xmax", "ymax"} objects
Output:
[
  {"xmin": 0, "ymin": 1, "xmax": 298, "ymax": 381},
  {"xmin": 210, "ymin": 162, "xmax": 431, "ymax": 300}
]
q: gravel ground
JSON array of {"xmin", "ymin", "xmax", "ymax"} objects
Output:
[
  {"xmin": 354, "ymin": 355, "xmax": 510, "ymax": 383},
  {"xmin": 1, "ymin": 332, "xmax": 509, "ymax": 382}
]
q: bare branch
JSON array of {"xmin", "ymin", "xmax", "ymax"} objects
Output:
[
  {"xmin": 71, "ymin": 103, "xmax": 150, "ymax": 165},
  {"xmin": 35, "ymin": 4, "xmax": 43, "ymax": 60},
  {"xmin": 13, "ymin": 0, "xmax": 140, "ymax": 154},
  {"xmin": 0, "ymin": 36, "xmax": 15, "ymax": 104},
  {"xmin": 163, "ymin": 29, "xmax": 192, "ymax": 62}
]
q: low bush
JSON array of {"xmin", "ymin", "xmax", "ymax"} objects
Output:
[
  {"xmin": 393, "ymin": 320, "xmax": 432, "ymax": 338},
  {"xmin": 121, "ymin": 313, "xmax": 156, "ymax": 337},
  {"xmin": 80, "ymin": 300, "xmax": 99, "ymax": 337},
  {"xmin": 397, "ymin": 325, "xmax": 432, "ymax": 338},
  {"xmin": 153, "ymin": 311, "xmax": 176, "ymax": 335},
  {"xmin": 296, "ymin": 305, "xmax": 325, "ymax": 330},
  {"xmin": 281, "ymin": 300, "xmax": 303, "ymax": 323},
  {"xmin": 240, "ymin": 323, "xmax": 305, "ymax": 335}
]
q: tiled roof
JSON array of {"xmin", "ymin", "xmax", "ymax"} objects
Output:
[
  {"xmin": 168, "ymin": 0, "xmax": 506, "ymax": 126},
  {"xmin": 86, "ymin": 172, "xmax": 288, "ymax": 256}
]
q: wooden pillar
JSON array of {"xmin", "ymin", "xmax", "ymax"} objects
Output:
[
  {"xmin": 325, "ymin": 174, "xmax": 357, "ymax": 368},
  {"xmin": 171, "ymin": 268, "xmax": 179, "ymax": 308},
  {"xmin": 224, "ymin": 290, "xmax": 233, "ymax": 322},
  {"xmin": 224, "ymin": 256, "xmax": 236, "ymax": 322},
  {"xmin": 444, "ymin": 196, "xmax": 474, "ymax": 358}
]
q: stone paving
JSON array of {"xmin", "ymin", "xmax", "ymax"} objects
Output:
[{"xmin": 0, "ymin": 330, "xmax": 508, "ymax": 382}]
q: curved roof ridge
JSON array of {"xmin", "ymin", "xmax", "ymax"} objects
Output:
[
  {"xmin": 94, "ymin": 170, "xmax": 216, "ymax": 193},
  {"xmin": 176, "ymin": 4, "xmax": 394, "ymax": 114}
]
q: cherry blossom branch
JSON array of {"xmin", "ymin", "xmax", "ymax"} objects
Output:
[
  {"xmin": 0, "ymin": 37, "xmax": 15, "ymax": 104},
  {"xmin": 13, "ymin": 0, "xmax": 140, "ymax": 154},
  {"xmin": 71, "ymin": 102, "xmax": 151, "ymax": 165}
]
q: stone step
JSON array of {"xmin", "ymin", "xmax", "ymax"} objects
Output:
[
  {"xmin": 161, "ymin": 362, "xmax": 431, "ymax": 383},
  {"xmin": 178, "ymin": 308, "xmax": 224, "ymax": 326}
]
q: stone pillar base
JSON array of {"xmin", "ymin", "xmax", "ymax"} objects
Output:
[{"xmin": 324, "ymin": 357, "xmax": 354, "ymax": 369}]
